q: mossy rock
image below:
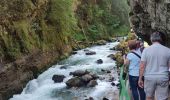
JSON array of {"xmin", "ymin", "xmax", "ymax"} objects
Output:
[
  {"xmin": 114, "ymin": 52, "xmax": 124, "ymax": 68},
  {"xmin": 115, "ymin": 41, "xmax": 129, "ymax": 54}
]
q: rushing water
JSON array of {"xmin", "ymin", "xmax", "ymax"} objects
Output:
[{"xmin": 10, "ymin": 42, "xmax": 120, "ymax": 100}]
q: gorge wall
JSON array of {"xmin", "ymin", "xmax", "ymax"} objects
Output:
[
  {"xmin": 128, "ymin": 0, "xmax": 170, "ymax": 46},
  {"xmin": 0, "ymin": 0, "xmax": 74, "ymax": 99}
]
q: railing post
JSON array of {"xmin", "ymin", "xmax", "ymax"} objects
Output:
[{"xmin": 119, "ymin": 65, "xmax": 130, "ymax": 100}]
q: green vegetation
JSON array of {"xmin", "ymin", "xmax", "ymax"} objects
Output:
[
  {"xmin": 0, "ymin": 0, "xmax": 130, "ymax": 62},
  {"xmin": 74, "ymin": 0, "xmax": 130, "ymax": 41}
]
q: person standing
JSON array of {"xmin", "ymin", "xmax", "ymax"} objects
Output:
[
  {"xmin": 124, "ymin": 40, "xmax": 146, "ymax": 100},
  {"xmin": 138, "ymin": 32, "xmax": 170, "ymax": 100}
]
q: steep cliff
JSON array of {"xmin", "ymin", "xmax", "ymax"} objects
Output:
[
  {"xmin": 128, "ymin": 0, "xmax": 170, "ymax": 46},
  {"xmin": 0, "ymin": 0, "xmax": 74, "ymax": 99}
]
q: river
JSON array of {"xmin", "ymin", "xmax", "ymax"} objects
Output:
[{"xmin": 10, "ymin": 42, "xmax": 120, "ymax": 100}]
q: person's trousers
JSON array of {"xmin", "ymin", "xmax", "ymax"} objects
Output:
[{"xmin": 129, "ymin": 75, "xmax": 146, "ymax": 100}]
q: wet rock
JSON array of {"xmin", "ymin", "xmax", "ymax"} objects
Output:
[
  {"xmin": 72, "ymin": 47, "xmax": 79, "ymax": 51},
  {"xmin": 71, "ymin": 51, "xmax": 77, "ymax": 55},
  {"xmin": 84, "ymin": 49, "xmax": 90, "ymax": 52},
  {"xmin": 108, "ymin": 77, "xmax": 114, "ymax": 82},
  {"xmin": 106, "ymin": 38, "xmax": 117, "ymax": 42},
  {"xmin": 52, "ymin": 75, "xmax": 65, "ymax": 83},
  {"xmin": 69, "ymin": 70, "xmax": 89, "ymax": 77},
  {"xmin": 89, "ymin": 97, "xmax": 94, "ymax": 100},
  {"xmin": 66, "ymin": 77, "xmax": 85, "ymax": 88},
  {"xmin": 81, "ymin": 74, "xmax": 93, "ymax": 83},
  {"xmin": 109, "ymin": 47, "xmax": 116, "ymax": 50},
  {"xmin": 103, "ymin": 97, "xmax": 109, "ymax": 100},
  {"xmin": 60, "ymin": 65, "xmax": 68, "ymax": 69},
  {"xmin": 101, "ymin": 69, "xmax": 105, "ymax": 72},
  {"xmin": 101, "ymin": 69, "xmax": 111, "ymax": 73},
  {"xmin": 95, "ymin": 40, "xmax": 107, "ymax": 45},
  {"xmin": 99, "ymin": 77, "xmax": 105, "ymax": 80},
  {"xmin": 111, "ymin": 82, "xmax": 116, "ymax": 86},
  {"xmin": 85, "ymin": 51, "xmax": 96, "ymax": 55},
  {"xmin": 87, "ymin": 80, "xmax": 98, "ymax": 87},
  {"xmin": 89, "ymin": 73, "xmax": 99, "ymax": 79},
  {"xmin": 107, "ymin": 54, "xmax": 116, "ymax": 60},
  {"xmin": 116, "ymin": 83, "xmax": 120, "ymax": 87},
  {"xmin": 96, "ymin": 59, "xmax": 103, "ymax": 64},
  {"xmin": 85, "ymin": 97, "xmax": 94, "ymax": 100},
  {"xmin": 106, "ymin": 70, "xmax": 111, "ymax": 73}
]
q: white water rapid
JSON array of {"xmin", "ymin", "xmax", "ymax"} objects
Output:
[{"xmin": 10, "ymin": 42, "xmax": 120, "ymax": 100}]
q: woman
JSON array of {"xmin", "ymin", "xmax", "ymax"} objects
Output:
[{"xmin": 123, "ymin": 40, "xmax": 145, "ymax": 100}]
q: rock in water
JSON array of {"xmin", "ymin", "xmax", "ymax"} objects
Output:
[
  {"xmin": 111, "ymin": 82, "xmax": 116, "ymax": 86},
  {"xmin": 96, "ymin": 40, "xmax": 107, "ymax": 45},
  {"xmin": 96, "ymin": 59, "xmax": 103, "ymax": 64},
  {"xmin": 103, "ymin": 97, "xmax": 109, "ymax": 100},
  {"xmin": 89, "ymin": 97, "xmax": 94, "ymax": 100},
  {"xmin": 69, "ymin": 70, "xmax": 89, "ymax": 77},
  {"xmin": 90, "ymin": 73, "xmax": 99, "ymax": 79},
  {"xmin": 85, "ymin": 97, "xmax": 94, "ymax": 100},
  {"xmin": 71, "ymin": 51, "xmax": 77, "ymax": 55},
  {"xmin": 81, "ymin": 74, "xmax": 93, "ymax": 83},
  {"xmin": 66, "ymin": 77, "xmax": 85, "ymax": 88},
  {"xmin": 107, "ymin": 54, "xmax": 116, "ymax": 60},
  {"xmin": 52, "ymin": 75, "xmax": 65, "ymax": 83},
  {"xmin": 60, "ymin": 65, "xmax": 69, "ymax": 69},
  {"xmin": 87, "ymin": 80, "xmax": 98, "ymax": 87},
  {"xmin": 84, "ymin": 49, "xmax": 89, "ymax": 52},
  {"xmin": 85, "ymin": 51, "xmax": 96, "ymax": 55}
]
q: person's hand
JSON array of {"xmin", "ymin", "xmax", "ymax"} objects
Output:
[
  {"xmin": 138, "ymin": 79, "xmax": 144, "ymax": 88},
  {"xmin": 123, "ymin": 54, "xmax": 126, "ymax": 60}
]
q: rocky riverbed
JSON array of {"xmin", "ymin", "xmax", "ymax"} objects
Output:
[{"xmin": 10, "ymin": 42, "xmax": 120, "ymax": 100}]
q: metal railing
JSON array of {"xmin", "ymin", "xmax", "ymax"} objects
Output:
[{"xmin": 119, "ymin": 65, "xmax": 131, "ymax": 100}]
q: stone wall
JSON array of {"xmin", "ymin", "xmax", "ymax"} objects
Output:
[{"xmin": 128, "ymin": 0, "xmax": 170, "ymax": 46}]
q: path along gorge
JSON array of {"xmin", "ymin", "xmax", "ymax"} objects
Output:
[{"xmin": 9, "ymin": 42, "xmax": 120, "ymax": 100}]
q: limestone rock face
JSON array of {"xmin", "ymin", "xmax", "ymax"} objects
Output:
[{"xmin": 129, "ymin": 0, "xmax": 170, "ymax": 46}]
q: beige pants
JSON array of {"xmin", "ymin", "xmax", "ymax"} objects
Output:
[{"xmin": 144, "ymin": 78, "xmax": 169, "ymax": 100}]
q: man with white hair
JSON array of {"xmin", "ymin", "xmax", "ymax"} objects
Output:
[{"xmin": 138, "ymin": 32, "xmax": 170, "ymax": 100}]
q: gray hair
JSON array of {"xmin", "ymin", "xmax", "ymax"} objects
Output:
[{"xmin": 150, "ymin": 32, "xmax": 162, "ymax": 42}]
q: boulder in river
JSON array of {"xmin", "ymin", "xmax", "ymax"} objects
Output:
[
  {"xmin": 103, "ymin": 97, "xmax": 109, "ymax": 100},
  {"xmin": 69, "ymin": 70, "xmax": 90, "ymax": 77},
  {"xmin": 106, "ymin": 70, "xmax": 111, "ymax": 73},
  {"xmin": 60, "ymin": 65, "xmax": 69, "ymax": 69},
  {"xmin": 71, "ymin": 51, "xmax": 77, "ymax": 55},
  {"xmin": 85, "ymin": 97, "xmax": 94, "ymax": 100},
  {"xmin": 84, "ymin": 49, "xmax": 90, "ymax": 52},
  {"xmin": 107, "ymin": 54, "xmax": 116, "ymax": 60},
  {"xmin": 96, "ymin": 59, "xmax": 103, "ymax": 64},
  {"xmin": 109, "ymin": 47, "xmax": 116, "ymax": 50},
  {"xmin": 111, "ymin": 82, "xmax": 116, "ymax": 86},
  {"xmin": 81, "ymin": 74, "xmax": 93, "ymax": 83},
  {"xmin": 85, "ymin": 51, "xmax": 96, "ymax": 55},
  {"xmin": 52, "ymin": 75, "xmax": 66, "ymax": 83},
  {"xmin": 101, "ymin": 69, "xmax": 111, "ymax": 73},
  {"xmin": 87, "ymin": 80, "xmax": 98, "ymax": 87},
  {"xmin": 66, "ymin": 77, "xmax": 85, "ymax": 88},
  {"xmin": 89, "ymin": 73, "xmax": 99, "ymax": 80}
]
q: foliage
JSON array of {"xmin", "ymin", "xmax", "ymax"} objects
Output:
[
  {"xmin": 0, "ymin": 0, "xmax": 130, "ymax": 61},
  {"xmin": 0, "ymin": 0, "xmax": 77, "ymax": 61},
  {"xmin": 75, "ymin": 0, "xmax": 130, "ymax": 41}
]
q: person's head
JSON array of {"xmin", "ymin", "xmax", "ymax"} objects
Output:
[
  {"xmin": 128, "ymin": 40, "xmax": 137, "ymax": 50},
  {"xmin": 150, "ymin": 32, "xmax": 162, "ymax": 43}
]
